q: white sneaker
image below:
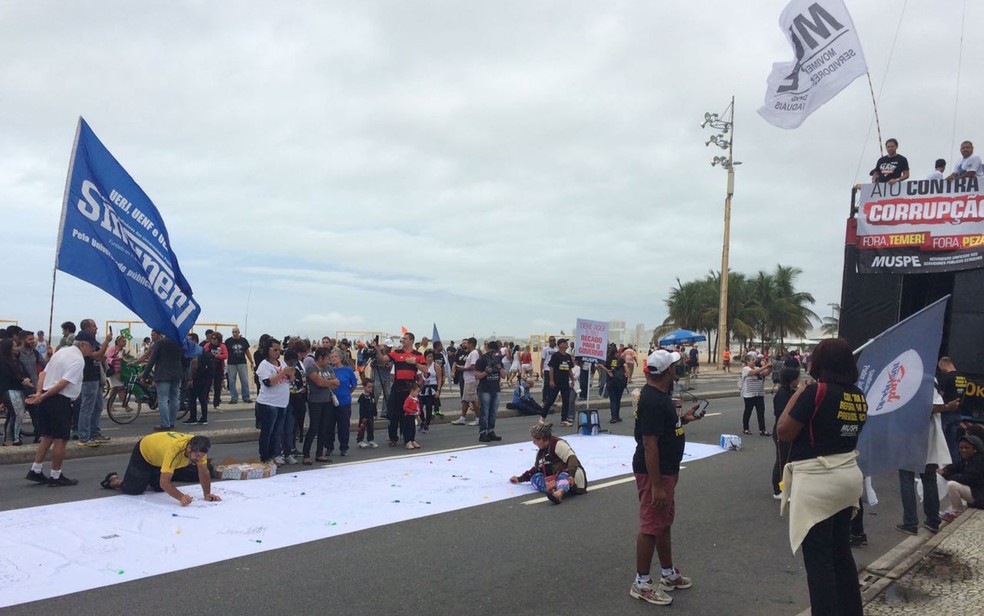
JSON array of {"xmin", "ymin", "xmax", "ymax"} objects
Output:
[
  {"xmin": 629, "ymin": 580, "xmax": 672, "ymax": 606},
  {"xmin": 285, "ymin": 455, "xmax": 298, "ymax": 465},
  {"xmin": 451, "ymin": 417, "xmax": 467, "ymax": 425},
  {"xmin": 358, "ymin": 441, "xmax": 369, "ymax": 449},
  {"xmin": 273, "ymin": 455, "xmax": 286, "ymax": 465},
  {"xmin": 466, "ymin": 420, "xmax": 479, "ymax": 426},
  {"xmin": 369, "ymin": 441, "xmax": 379, "ymax": 448}
]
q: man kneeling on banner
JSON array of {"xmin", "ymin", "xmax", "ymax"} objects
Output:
[
  {"xmin": 509, "ymin": 423, "xmax": 587, "ymax": 504},
  {"xmin": 101, "ymin": 432, "xmax": 221, "ymax": 506}
]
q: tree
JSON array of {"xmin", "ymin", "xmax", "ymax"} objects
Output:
[
  {"xmin": 821, "ymin": 304, "xmax": 840, "ymax": 337},
  {"xmin": 657, "ymin": 265, "xmax": 818, "ymax": 358}
]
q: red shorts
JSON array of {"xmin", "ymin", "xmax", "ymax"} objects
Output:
[{"xmin": 635, "ymin": 473, "xmax": 677, "ymax": 535}]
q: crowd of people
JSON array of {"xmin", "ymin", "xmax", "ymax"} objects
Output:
[{"xmin": 6, "ymin": 317, "xmax": 984, "ymax": 613}]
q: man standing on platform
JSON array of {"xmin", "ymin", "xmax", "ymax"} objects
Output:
[{"xmin": 869, "ymin": 138, "xmax": 909, "ymax": 184}]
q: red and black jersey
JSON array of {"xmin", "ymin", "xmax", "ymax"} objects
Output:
[{"xmin": 389, "ymin": 349, "xmax": 424, "ymax": 391}]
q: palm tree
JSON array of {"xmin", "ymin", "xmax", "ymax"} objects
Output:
[
  {"xmin": 821, "ymin": 304, "xmax": 840, "ymax": 337},
  {"xmin": 656, "ymin": 277, "xmax": 716, "ymax": 345},
  {"xmin": 769, "ymin": 265, "xmax": 819, "ymax": 350}
]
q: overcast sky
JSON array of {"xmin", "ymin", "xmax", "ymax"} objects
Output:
[{"xmin": 1, "ymin": 1, "xmax": 980, "ymax": 343}]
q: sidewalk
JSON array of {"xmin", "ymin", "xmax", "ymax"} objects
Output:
[
  {"xmin": 861, "ymin": 508, "xmax": 983, "ymax": 614},
  {"xmin": 0, "ymin": 370, "xmax": 742, "ymax": 464}
]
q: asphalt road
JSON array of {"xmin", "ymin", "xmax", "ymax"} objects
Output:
[{"xmin": 2, "ymin": 386, "xmax": 909, "ymax": 616}]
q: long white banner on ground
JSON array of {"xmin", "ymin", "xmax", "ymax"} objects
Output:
[{"xmin": 0, "ymin": 435, "xmax": 724, "ymax": 607}]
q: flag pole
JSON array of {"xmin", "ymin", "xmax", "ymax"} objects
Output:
[
  {"xmin": 49, "ymin": 117, "xmax": 84, "ymax": 341},
  {"xmin": 865, "ymin": 73, "xmax": 884, "ymax": 156}
]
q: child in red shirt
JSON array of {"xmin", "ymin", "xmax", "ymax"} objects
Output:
[{"xmin": 403, "ymin": 383, "xmax": 422, "ymax": 449}]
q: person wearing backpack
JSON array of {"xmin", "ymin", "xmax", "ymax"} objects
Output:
[{"xmin": 183, "ymin": 333, "xmax": 212, "ymax": 425}]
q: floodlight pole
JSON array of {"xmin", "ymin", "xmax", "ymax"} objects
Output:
[
  {"xmin": 702, "ymin": 96, "xmax": 737, "ymax": 371},
  {"xmin": 718, "ymin": 110, "xmax": 734, "ymax": 372}
]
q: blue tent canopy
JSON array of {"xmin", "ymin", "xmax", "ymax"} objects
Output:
[{"xmin": 658, "ymin": 329, "xmax": 707, "ymax": 346}]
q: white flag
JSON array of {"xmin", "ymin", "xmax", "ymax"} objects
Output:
[{"xmin": 757, "ymin": 0, "xmax": 868, "ymax": 129}]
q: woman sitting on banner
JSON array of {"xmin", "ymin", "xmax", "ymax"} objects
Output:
[
  {"xmin": 938, "ymin": 433, "xmax": 984, "ymax": 522},
  {"xmin": 776, "ymin": 338, "xmax": 867, "ymax": 616},
  {"xmin": 509, "ymin": 423, "xmax": 587, "ymax": 504}
]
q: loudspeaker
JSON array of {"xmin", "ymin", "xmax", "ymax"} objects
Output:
[
  {"xmin": 947, "ymin": 312, "xmax": 984, "ymax": 375},
  {"xmin": 952, "ymin": 269, "xmax": 984, "ymax": 312},
  {"xmin": 839, "ymin": 244, "xmax": 901, "ymax": 350}
]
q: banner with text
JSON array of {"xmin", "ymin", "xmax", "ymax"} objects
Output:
[
  {"xmin": 56, "ymin": 118, "xmax": 201, "ymax": 341},
  {"xmin": 758, "ymin": 0, "xmax": 868, "ymax": 129},
  {"xmin": 574, "ymin": 318, "xmax": 608, "ymax": 362},
  {"xmin": 854, "ymin": 176, "xmax": 984, "ymax": 273}
]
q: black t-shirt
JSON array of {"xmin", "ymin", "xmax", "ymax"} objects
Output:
[
  {"xmin": 938, "ymin": 370, "xmax": 959, "ymax": 403},
  {"xmin": 475, "ymin": 353, "xmax": 501, "ymax": 393},
  {"xmin": 788, "ymin": 382, "xmax": 867, "ymax": 462},
  {"xmin": 607, "ymin": 356, "xmax": 627, "ymax": 384},
  {"xmin": 224, "ymin": 337, "xmax": 250, "ymax": 365},
  {"xmin": 83, "ymin": 355, "xmax": 101, "ymax": 382},
  {"xmin": 870, "ymin": 154, "xmax": 909, "ymax": 182},
  {"xmin": 633, "ymin": 384, "xmax": 685, "ymax": 475},
  {"xmin": 453, "ymin": 348, "xmax": 469, "ymax": 383},
  {"xmin": 548, "ymin": 352, "xmax": 574, "ymax": 388}
]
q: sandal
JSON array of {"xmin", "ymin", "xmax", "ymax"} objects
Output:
[
  {"xmin": 742, "ymin": 430, "xmax": 752, "ymax": 435},
  {"xmin": 302, "ymin": 457, "xmax": 312, "ymax": 466},
  {"xmin": 100, "ymin": 472, "xmax": 118, "ymax": 490}
]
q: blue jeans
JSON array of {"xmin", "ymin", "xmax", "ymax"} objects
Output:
[
  {"xmin": 899, "ymin": 466, "xmax": 941, "ymax": 530},
  {"xmin": 227, "ymin": 363, "xmax": 251, "ymax": 402},
  {"xmin": 282, "ymin": 401, "xmax": 296, "ymax": 455},
  {"xmin": 78, "ymin": 380, "xmax": 104, "ymax": 441},
  {"xmin": 941, "ymin": 412, "xmax": 961, "ymax": 464},
  {"xmin": 257, "ymin": 403, "xmax": 286, "ymax": 462},
  {"xmin": 156, "ymin": 379, "xmax": 181, "ymax": 429},
  {"xmin": 479, "ymin": 390, "xmax": 499, "ymax": 435}
]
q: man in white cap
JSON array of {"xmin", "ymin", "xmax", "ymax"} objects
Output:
[
  {"xmin": 24, "ymin": 332, "xmax": 94, "ymax": 486},
  {"xmin": 629, "ymin": 349, "xmax": 703, "ymax": 606}
]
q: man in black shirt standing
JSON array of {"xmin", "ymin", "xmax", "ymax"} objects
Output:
[
  {"xmin": 540, "ymin": 338, "xmax": 575, "ymax": 427},
  {"xmin": 629, "ymin": 350, "xmax": 703, "ymax": 606},
  {"xmin": 224, "ymin": 328, "xmax": 254, "ymax": 404},
  {"xmin": 869, "ymin": 138, "xmax": 910, "ymax": 184},
  {"xmin": 937, "ymin": 357, "xmax": 962, "ymax": 462}
]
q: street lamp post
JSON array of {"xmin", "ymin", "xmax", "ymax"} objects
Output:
[{"xmin": 701, "ymin": 97, "xmax": 740, "ymax": 370}]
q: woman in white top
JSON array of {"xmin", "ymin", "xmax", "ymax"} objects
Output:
[
  {"xmin": 255, "ymin": 339, "xmax": 292, "ymax": 464},
  {"xmin": 740, "ymin": 354, "xmax": 773, "ymax": 436},
  {"xmin": 420, "ymin": 350, "xmax": 439, "ymax": 433}
]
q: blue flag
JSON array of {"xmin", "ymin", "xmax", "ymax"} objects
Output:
[
  {"xmin": 856, "ymin": 296, "xmax": 948, "ymax": 476},
  {"xmin": 56, "ymin": 118, "xmax": 201, "ymax": 342}
]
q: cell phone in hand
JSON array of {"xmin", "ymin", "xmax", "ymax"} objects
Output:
[{"xmin": 693, "ymin": 399, "xmax": 709, "ymax": 418}]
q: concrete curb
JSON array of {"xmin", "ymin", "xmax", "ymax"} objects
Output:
[{"xmin": 1, "ymin": 387, "xmax": 742, "ymax": 465}]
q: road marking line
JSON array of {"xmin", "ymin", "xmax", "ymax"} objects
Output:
[{"xmin": 308, "ymin": 444, "xmax": 487, "ymax": 469}]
